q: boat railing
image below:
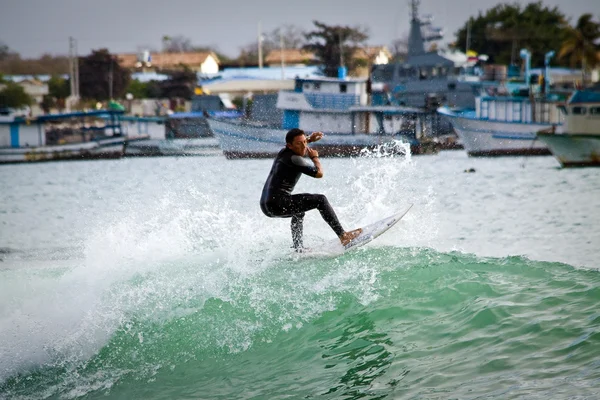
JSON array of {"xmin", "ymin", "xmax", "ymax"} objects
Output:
[
  {"xmin": 477, "ymin": 97, "xmax": 563, "ymax": 124},
  {"xmin": 304, "ymin": 93, "xmax": 361, "ymax": 110}
]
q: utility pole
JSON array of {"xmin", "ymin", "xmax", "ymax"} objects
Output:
[
  {"xmin": 108, "ymin": 56, "xmax": 114, "ymax": 100},
  {"xmin": 280, "ymin": 32, "xmax": 285, "ymax": 79},
  {"xmin": 258, "ymin": 21, "xmax": 263, "ymax": 69},
  {"xmin": 339, "ymin": 33, "xmax": 344, "ymax": 67},
  {"xmin": 337, "ymin": 32, "xmax": 347, "ymax": 79},
  {"xmin": 68, "ymin": 36, "xmax": 80, "ymax": 100},
  {"xmin": 465, "ymin": 20, "xmax": 471, "ymax": 53}
]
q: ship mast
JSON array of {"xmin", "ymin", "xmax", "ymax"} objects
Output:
[{"xmin": 407, "ymin": 0, "xmax": 425, "ymax": 56}]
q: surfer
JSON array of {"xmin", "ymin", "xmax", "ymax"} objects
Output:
[{"xmin": 260, "ymin": 128, "xmax": 362, "ymax": 251}]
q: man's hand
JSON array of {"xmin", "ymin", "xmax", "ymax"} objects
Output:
[
  {"xmin": 306, "ymin": 147, "xmax": 319, "ymax": 159},
  {"xmin": 307, "ymin": 131, "xmax": 324, "ymax": 143}
]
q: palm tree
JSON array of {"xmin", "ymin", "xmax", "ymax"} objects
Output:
[{"xmin": 559, "ymin": 14, "xmax": 600, "ymax": 86}]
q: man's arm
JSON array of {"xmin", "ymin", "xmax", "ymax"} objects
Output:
[
  {"xmin": 307, "ymin": 131, "xmax": 323, "ymax": 144},
  {"xmin": 306, "ymin": 147, "xmax": 323, "ymax": 178}
]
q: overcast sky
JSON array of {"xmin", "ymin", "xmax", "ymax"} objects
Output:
[{"xmin": 1, "ymin": 0, "xmax": 597, "ymax": 58}]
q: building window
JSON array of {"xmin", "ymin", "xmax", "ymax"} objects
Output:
[
  {"xmin": 314, "ymin": 82, "xmax": 321, "ymax": 90},
  {"xmin": 572, "ymin": 106, "xmax": 587, "ymax": 115},
  {"xmin": 590, "ymin": 107, "xmax": 600, "ymax": 115},
  {"xmin": 340, "ymin": 83, "xmax": 347, "ymax": 93}
]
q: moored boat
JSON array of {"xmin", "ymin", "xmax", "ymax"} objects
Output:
[
  {"xmin": 209, "ymin": 76, "xmax": 442, "ymax": 159},
  {"xmin": 0, "ymin": 110, "xmax": 144, "ymax": 164},
  {"xmin": 438, "ymin": 94, "xmax": 565, "ymax": 156},
  {"xmin": 537, "ymin": 87, "xmax": 600, "ymax": 167},
  {"xmin": 208, "ymin": 117, "xmax": 411, "ymax": 159}
]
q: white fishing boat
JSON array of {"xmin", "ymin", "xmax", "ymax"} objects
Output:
[
  {"xmin": 537, "ymin": 87, "xmax": 600, "ymax": 167},
  {"xmin": 438, "ymin": 94, "xmax": 565, "ymax": 156},
  {"xmin": 125, "ymin": 137, "xmax": 221, "ymax": 157},
  {"xmin": 209, "ymin": 117, "xmax": 413, "ymax": 159},
  {"xmin": 208, "ymin": 76, "xmax": 441, "ymax": 158}
]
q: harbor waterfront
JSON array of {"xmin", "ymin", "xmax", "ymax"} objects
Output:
[{"xmin": 1, "ymin": 151, "xmax": 599, "ymax": 399}]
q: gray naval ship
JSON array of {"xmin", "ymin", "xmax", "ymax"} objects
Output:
[{"xmin": 371, "ymin": 0, "xmax": 481, "ymax": 110}]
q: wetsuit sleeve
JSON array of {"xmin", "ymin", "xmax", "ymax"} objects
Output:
[{"xmin": 290, "ymin": 154, "xmax": 318, "ymax": 177}]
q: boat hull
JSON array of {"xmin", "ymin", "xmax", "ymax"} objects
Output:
[
  {"xmin": 439, "ymin": 107, "xmax": 552, "ymax": 157},
  {"xmin": 208, "ymin": 118, "xmax": 411, "ymax": 159},
  {"xmin": 125, "ymin": 138, "xmax": 221, "ymax": 157},
  {"xmin": 0, "ymin": 137, "xmax": 125, "ymax": 164},
  {"xmin": 537, "ymin": 133, "xmax": 600, "ymax": 167}
]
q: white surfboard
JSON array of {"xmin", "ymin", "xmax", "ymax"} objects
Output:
[
  {"xmin": 343, "ymin": 204, "xmax": 413, "ymax": 252},
  {"xmin": 296, "ymin": 204, "xmax": 413, "ymax": 257}
]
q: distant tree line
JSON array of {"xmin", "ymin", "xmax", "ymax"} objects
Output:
[
  {"xmin": 0, "ymin": 43, "xmax": 70, "ymax": 75},
  {"xmin": 76, "ymin": 49, "xmax": 198, "ymax": 102},
  {"xmin": 454, "ymin": 1, "xmax": 599, "ymax": 71}
]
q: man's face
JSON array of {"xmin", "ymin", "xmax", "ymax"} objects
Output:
[{"xmin": 287, "ymin": 134, "xmax": 308, "ymax": 156}]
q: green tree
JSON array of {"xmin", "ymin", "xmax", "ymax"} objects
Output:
[
  {"xmin": 79, "ymin": 49, "xmax": 131, "ymax": 101},
  {"xmin": 126, "ymin": 79, "xmax": 151, "ymax": 99},
  {"xmin": 41, "ymin": 94, "xmax": 56, "ymax": 113},
  {"xmin": 234, "ymin": 48, "xmax": 259, "ymax": 67},
  {"xmin": 303, "ymin": 21, "xmax": 368, "ymax": 77},
  {"xmin": 146, "ymin": 80, "xmax": 162, "ymax": 98},
  {"xmin": 48, "ymin": 75, "xmax": 70, "ymax": 99},
  {"xmin": 559, "ymin": 13, "xmax": 600, "ymax": 83},
  {"xmin": 0, "ymin": 82, "xmax": 33, "ymax": 108},
  {"xmin": 455, "ymin": 2, "xmax": 569, "ymax": 66},
  {"xmin": 159, "ymin": 66, "xmax": 196, "ymax": 99},
  {"xmin": 0, "ymin": 42, "xmax": 11, "ymax": 61},
  {"xmin": 125, "ymin": 79, "xmax": 164, "ymax": 99}
]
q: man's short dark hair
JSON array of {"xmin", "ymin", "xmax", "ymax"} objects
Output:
[{"xmin": 285, "ymin": 128, "xmax": 306, "ymax": 144}]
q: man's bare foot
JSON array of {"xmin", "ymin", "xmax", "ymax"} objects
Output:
[{"xmin": 339, "ymin": 228, "xmax": 362, "ymax": 246}]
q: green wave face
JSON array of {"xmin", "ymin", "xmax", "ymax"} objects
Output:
[{"xmin": 2, "ymin": 247, "xmax": 600, "ymax": 399}]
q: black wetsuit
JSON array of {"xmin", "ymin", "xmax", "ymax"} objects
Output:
[{"xmin": 260, "ymin": 147, "xmax": 344, "ymax": 249}]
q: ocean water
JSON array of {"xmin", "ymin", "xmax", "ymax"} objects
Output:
[{"xmin": 0, "ymin": 149, "xmax": 599, "ymax": 399}]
